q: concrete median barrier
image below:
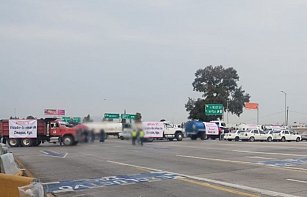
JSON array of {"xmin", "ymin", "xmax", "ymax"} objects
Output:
[
  {"xmin": 0, "ymin": 153, "xmax": 23, "ymax": 175},
  {"xmin": 0, "ymin": 173, "xmax": 34, "ymax": 197}
]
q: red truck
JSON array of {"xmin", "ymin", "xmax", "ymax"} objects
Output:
[{"xmin": 0, "ymin": 118, "xmax": 83, "ymax": 147}]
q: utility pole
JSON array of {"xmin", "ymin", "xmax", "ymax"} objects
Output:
[{"xmin": 280, "ymin": 91, "xmax": 287, "ymax": 126}]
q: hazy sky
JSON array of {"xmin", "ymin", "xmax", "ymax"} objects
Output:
[{"xmin": 1, "ymin": 0, "xmax": 307, "ymax": 125}]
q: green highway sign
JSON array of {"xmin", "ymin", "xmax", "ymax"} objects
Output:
[
  {"xmin": 72, "ymin": 117, "xmax": 81, "ymax": 123},
  {"xmin": 62, "ymin": 117, "xmax": 81, "ymax": 123},
  {"xmin": 104, "ymin": 113, "xmax": 120, "ymax": 119},
  {"xmin": 121, "ymin": 114, "xmax": 136, "ymax": 119},
  {"xmin": 62, "ymin": 117, "xmax": 71, "ymax": 122},
  {"xmin": 205, "ymin": 104, "xmax": 224, "ymax": 115}
]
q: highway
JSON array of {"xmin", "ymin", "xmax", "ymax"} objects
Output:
[{"xmin": 11, "ymin": 139, "xmax": 307, "ymax": 197}]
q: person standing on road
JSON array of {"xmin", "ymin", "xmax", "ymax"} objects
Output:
[
  {"xmin": 131, "ymin": 129, "xmax": 137, "ymax": 145},
  {"xmin": 99, "ymin": 129, "xmax": 105, "ymax": 143},
  {"xmin": 139, "ymin": 129, "xmax": 145, "ymax": 146},
  {"xmin": 90, "ymin": 130, "xmax": 95, "ymax": 143}
]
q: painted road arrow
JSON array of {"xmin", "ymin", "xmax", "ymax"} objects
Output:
[{"xmin": 41, "ymin": 150, "xmax": 68, "ymax": 158}]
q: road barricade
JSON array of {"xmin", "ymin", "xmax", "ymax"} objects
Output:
[
  {"xmin": 0, "ymin": 173, "xmax": 34, "ymax": 197},
  {"xmin": 0, "ymin": 153, "xmax": 23, "ymax": 175}
]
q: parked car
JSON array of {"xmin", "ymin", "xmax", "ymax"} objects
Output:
[
  {"xmin": 239, "ymin": 129, "xmax": 273, "ymax": 142},
  {"xmin": 224, "ymin": 130, "xmax": 244, "ymax": 141},
  {"xmin": 301, "ymin": 132, "xmax": 307, "ymax": 141},
  {"xmin": 272, "ymin": 130, "xmax": 301, "ymax": 142}
]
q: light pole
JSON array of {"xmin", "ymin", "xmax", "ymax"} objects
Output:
[{"xmin": 280, "ymin": 91, "xmax": 287, "ymax": 126}]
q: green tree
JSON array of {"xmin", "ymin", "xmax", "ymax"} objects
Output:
[
  {"xmin": 83, "ymin": 114, "xmax": 93, "ymax": 123},
  {"xmin": 135, "ymin": 112, "xmax": 142, "ymax": 123},
  {"xmin": 186, "ymin": 65, "xmax": 250, "ymax": 121}
]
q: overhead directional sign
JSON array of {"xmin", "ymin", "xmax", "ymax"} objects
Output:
[
  {"xmin": 62, "ymin": 117, "xmax": 81, "ymax": 123},
  {"xmin": 104, "ymin": 113, "xmax": 120, "ymax": 119},
  {"xmin": 121, "ymin": 114, "xmax": 136, "ymax": 119},
  {"xmin": 205, "ymin": 104, "xmax": 224, "ymax": 115}
]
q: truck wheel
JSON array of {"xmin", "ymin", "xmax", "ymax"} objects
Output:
[
  {"xmin": 21, "ymin": 138, "xmax": 33, "ymax": 147},
  {"xmin": 33, "ymin": 140, "xmax": 41, "ymax": 146},
  {"xmin": 200, "ymin": 133, "xmax": 207, "ymax": 140},
  {"xmin": 63, "ymin": 135, "xmax": 74, "ymax": 146},
  {"xmin": 175, "ymin": 132, "xmax": 183, "ymax": 141},
  {"xmin": 234, "ymin": 136, "xmax": 239, "ymax": 141},
  {"xmin": 8, "ymin": 138, "xmax": 20, "ymax": 147},
  {"xmin": 191, "ymin": 135, "xmax": 197, "ymax": 140},
  {"xmin": 296, "ymin": 137, "xmax": 301, "ymax": 142},
  {"xmin": 267, "ymin": 137, "xmax": 272, "ymax": 142},
  {"xmin": 249, "ymin": 137, "xmax": 255, "ymax": 142},
  {"xmin": 281, "ymin": 137, "xmax": 286, "ymax": 142}
]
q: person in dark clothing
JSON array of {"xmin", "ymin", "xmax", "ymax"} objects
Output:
[
  {"xmin": 90, "ymin": 130, "xmax": 95, "ymax": 143},
  {"xmin": 100, "ymin": 129, "xmax": 105, "ymax": 143}
]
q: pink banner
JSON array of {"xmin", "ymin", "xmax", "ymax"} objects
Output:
[{"xmin": 44, "ymin": 109, "xmax": 65, "ymax": 116}]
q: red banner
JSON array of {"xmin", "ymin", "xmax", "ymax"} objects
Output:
[
  {"xmin": 44, "ymin": 109, "xmax": 65, "ymax": 116},
  {"xmin": 244, "ymin": 102, "xmax": 258, "ymax": 110}
]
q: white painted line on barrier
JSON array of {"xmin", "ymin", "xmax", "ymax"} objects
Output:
[
  {"xmin": 108, "ymin": 160, "xmax": 299, "ymax": 197},
  {"xmin": 286, "ymin": 179, "xmax": 307, "ymax": 184},
  {"xmin": 232, "ymin": 150, "xmax": 307, "ymax": 157}
]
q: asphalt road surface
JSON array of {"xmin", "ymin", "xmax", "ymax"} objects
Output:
[{"xmin": 11, "ymin": 138, "xmax": 307, "ymax": 197}]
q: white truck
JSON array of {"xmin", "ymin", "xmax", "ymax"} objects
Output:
[
  {"xmin": 83, "ymin": 121, "xmax": 126, "ymax": 138},
  {"xmin": 142, "ymin": 121, "xmax": 184, "ymax": 141}
]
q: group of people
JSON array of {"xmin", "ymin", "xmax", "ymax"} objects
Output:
[{"xmin": 131, "ymin": 129, "xmax": 145, "ymax": 146}]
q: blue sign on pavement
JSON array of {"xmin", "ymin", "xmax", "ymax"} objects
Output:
[
  {"xmin": 258, "ymin": 158, "xmax": 307, "ymax": 167},
  {"xmin": 44, "ymin": 172, "xmax": 179, "ymax": 193},
  {"xmin": 41, "ymin": 150, "xmax": 67, "ymax": 158}
]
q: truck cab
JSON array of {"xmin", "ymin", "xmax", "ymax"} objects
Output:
[{"xmin": 163, "ymin": 122, "xmax": 184, "ymax": 141}]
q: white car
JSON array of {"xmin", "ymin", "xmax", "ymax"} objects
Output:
[
  {"xmin": 239, "ymin": 129, "xmax": 273, "ymax": 142},
  {"xmin": 272, "ymin": 130, "xmax": 301, "ymax": 142},
  {"xmin": 224, "ymin": 130, "xmax": 244, "ymax": 141}
]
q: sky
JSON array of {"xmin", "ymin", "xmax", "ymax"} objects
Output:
[{"xmin": 1, "ymin": 0, "xmax": 307, "ymax": 125}]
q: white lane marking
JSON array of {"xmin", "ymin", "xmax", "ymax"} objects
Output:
[
  {"xmin": 286, "ymin": 179, "xmax": 307, "ymax": 184},
  {"xmin": 177, "ymin": 154, "xmax": 307, "ymax": 172},
  {"xmin": 233, "ymin": 150, "xmax": 307, "ymax": 157},
  {"xmin": 108, "ymin": 160, "xmax": 299, "ymax": 197},
  {"xmin": 176, "ymin": 155, "xmax": 254, "ymax": 165},
  {"xmin": 247, "ymin": 156, "xmax": 276, "ymax": 160}
]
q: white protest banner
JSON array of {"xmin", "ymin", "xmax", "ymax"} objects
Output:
[
  {"xmin": 142, "ymin": 122, "xmax": 164, "ymax": 138},
  {"xmin": 204, "ymin": 122, "xmax": 219, "ymax": 135},
  {"xmin": 9, "ymin": 120, "xmax": 37, "ymax": 138}
]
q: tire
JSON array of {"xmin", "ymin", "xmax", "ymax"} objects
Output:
[
  {"xmin": 191, "ymin": 135, "xmax": 197, "ymax": 140},
  {"xmin": 63, "ymin": 135, "xmax": 74, "ymax": 146},
  {"xmin": 267, "ymin": 137, "xmax": 272, "ymax": 142},
  {"xmin": 8, "ymin": 138, "xmax": 20, "ymax": 147},
  {"xmin": 200, "ymin": 133, "xmax": 207, "ymax": 140},
  {"xmin": 119, "ymin": 136, "xmax": 124, "ymax": 140},
  {"xmin": 21, "ymin": 138, "xmax": 33, "ymax": 147},
  {"xmin": 175, "ymin": 132, "xmax": 183, "ymax": 141},
  {"xmin": 249, "ymin": 136, "xmax": 255, "ymax": 142},
  {"xmin": 281, "ymin": 137, "xmax": 286, "ymax": 142},
  {"xmin": 235, "ymin": 136, "xmax": 239, "ymax": 141},
  {"xmin": 296, "ymin": 137, "xmax": 301, "ymax": 142},
  {"xmin": 33, "ymin": 140, "xmax": 41, "ymax": 146}
]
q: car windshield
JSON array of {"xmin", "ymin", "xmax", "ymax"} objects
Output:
[{"xmin": 273, "ymin": 130, "xmax": 281, "ymax": 133}]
